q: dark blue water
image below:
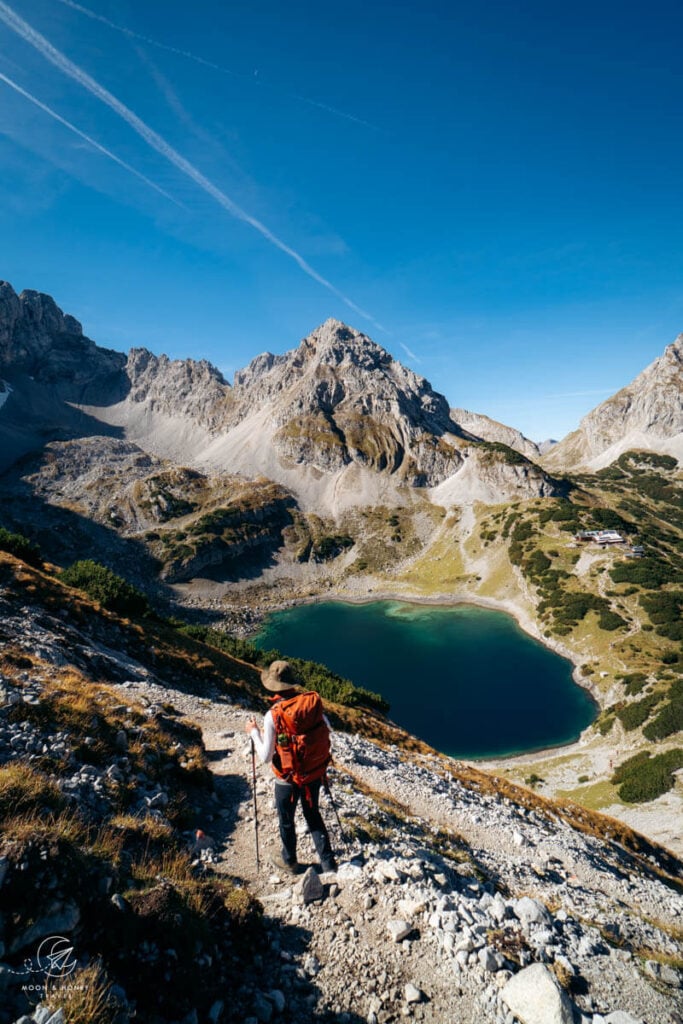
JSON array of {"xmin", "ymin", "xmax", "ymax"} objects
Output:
[{"xmin": 254, "ymin": 601, "xmax": 596, "ymax": 758}]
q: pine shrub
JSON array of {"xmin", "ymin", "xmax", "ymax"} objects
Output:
[
  {"xmin": 61, "ymin": 560, "xmax": 150, "ymax": 618},
  {"xmin": 0, "ymin": 526, "xmax": 43, "ymax": 567}
]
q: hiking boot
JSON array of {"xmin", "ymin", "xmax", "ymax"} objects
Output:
[
  {"xmin": 269, "ymin": 852, "xmax": 300, "ymax": 875},
  {"xmin": 320, "ymin": 857, "xmax": 338, "ymax": 874}
]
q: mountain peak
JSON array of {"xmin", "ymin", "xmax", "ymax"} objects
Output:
[
  {"xmin": 543, "ymin": 332, "xmax": 683, "ymax": 469},
  {"xmin": 299, "ymin": 319, "xmax": 392, "ymax": 373}
]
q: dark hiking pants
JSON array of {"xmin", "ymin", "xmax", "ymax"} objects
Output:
[{"xmin": 274, "ymin": 778, "xmax": 335, "ymax": 869}]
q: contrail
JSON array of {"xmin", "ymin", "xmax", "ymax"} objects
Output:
[
  {"xmin": 399, "ymin": 342, "xmax": 421, "ymax": 364},
  {"xmin": 55, "ymin": 0, "xmax": 378, "ymax": 130},
  {"xmin": 0, "ymin": 1, "xmax": 383, "ymax": 330},
  {"xmin": 0, "ymin": 70, "xmax": 178, "ymax": 203}
]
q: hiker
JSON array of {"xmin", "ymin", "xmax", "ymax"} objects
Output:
[{"xmin": 245, "ymin": 659, "xmax": 337, "ymax": 875}]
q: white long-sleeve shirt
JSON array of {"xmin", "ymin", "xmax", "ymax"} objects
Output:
[
  {"xmin": 248, "ymin": 709, "xmax": 277, "ymax": 765},
  {"xmin": 247, "ymin": 709, "xmax": 332, "ymax": 767}
]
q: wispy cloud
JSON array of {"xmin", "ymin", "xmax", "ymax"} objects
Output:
[
  {"xmin": 0, "ymin": 1, "xmax": 383, "ymax": 331},
  {"xmin": 399, "ymin": 342, "xmax": 421, "ymax": 363},
  {"xmin": 55, "ymin": 0, "xmax": 378, "ymax": 131},
  {"xmin": 0, "ymin": 70, "xmax": 178, "ymax": 203}
]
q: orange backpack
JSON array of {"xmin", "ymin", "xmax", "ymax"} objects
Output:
[{"xmin": 270, "ymin": 691, "xmax": 331, "ymax": 786}]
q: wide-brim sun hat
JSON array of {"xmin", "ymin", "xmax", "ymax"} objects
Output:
[{"xmin": 260, "ymin": 660, "xmax": 296, "ymax": 692}]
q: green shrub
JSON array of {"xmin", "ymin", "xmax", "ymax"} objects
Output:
[
  {"xmin": 641, "ymin": 591, "xmax": 683, "ymax": 639},
  {"xmin": 313, "ymin": 534, "xmax": 354, "ymax": 561},
  {"xmin": 512, "ymin": 520, "xmax": 534, "ymax": 543},
  {"xmin": 616, "ymin": 692, "xmax": 663, "ymax": 731},
  {"xmin": 61, "ymin": 561, "xmax": 150, "ymax": 618},
  {"xmin": 610, "ymin": 557, "xmax": 677, "ymax": 589},
  {"xmin": 478, "ymin": 440, "xmax": 529, "ymax": 465},
  {"xmin": 611, "ymin": 748, "xmax": 683, "ymax": 803},
  {"xmin": 598, "ymin": 609, "xmax": 627, "ymax": 631},
  {"xmin": 619, "ymin": 672, "xmax": 647, "ymax": 696},
  {"xmin": 590, "ymin": 508, "xmax": 632, "ymax": 533},
  {"xmin": 538, "ymin": 501, "xmax": 578, "ymax": 526},
  {"xmin": 643, "ymin": 700, "xmax": 683, "ymax": 741},
  {"xmin": 525, "ymin": 550, "xmax": 551, "ymax": 576},
  {"xmin": 0, "ymin": 526, "xmax": 43, "ymax": 568},
  {"xmin": 617, "ymin": 451, "xmax": 677, "ymax": 473}
]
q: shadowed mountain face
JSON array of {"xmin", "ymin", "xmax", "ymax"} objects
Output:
[
  {"xmin": 0, "ymin": 282, "xmax": 127, "ymax": 402},
  {"xmin": 0, "ymin": 282, "xmax": 129, "ymax": 470},
  {"xmin": 0, "ymin": 284, "xmax": 564, "ymax": 511}
]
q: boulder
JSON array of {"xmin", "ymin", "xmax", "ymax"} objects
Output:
[
  {"xmin": 9, "ymin": 902, "xmax": 80, "ymax": 954},
  {"xmin": 404, "ymin": 983, "xmax": 423, "ymax": 1004},
  {"xmin": 501, "ymin": 963, "xmax": 575, "ymax": 1024},
  {"xmin": 337, "ymin": 862, "xmax": 363, "ymax": 881},
  {"xmin": 604, "ymin": 1014, "xmax": 644, "ymax": 1024},
  {"xmin": 387, "ymin": 920, "xmax": 412, "ymax": 943},
  {"xmin": 513, "ymin": 896, "xmax": 552, "ymax": 930},
  {"xmin": 299, "ymin": 867, "xmax": 324, "ymax": 904},
  {"xmin": 398, "ymin": 898, "xmax": 426, "ymax": 919}
]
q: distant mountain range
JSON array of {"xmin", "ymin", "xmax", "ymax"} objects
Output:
[{"xmin": 0, "ymin": 282, "xmax": 680, "ymax": 515}]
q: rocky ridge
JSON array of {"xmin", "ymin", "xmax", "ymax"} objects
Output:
[
  {"xmin": 0, "ymin": 283, "xmax": 562, "ymax": 511},
  {"xmin": 0, "ymin": 551, "xmax": 681, "ymax": 1024},
  {"xmin": 543, "ymin": 335, "xmax": 683, "ymax": 470},
  {"xmin": 450, "ymin": 408, "xmax": 542, "ymax": 461}
]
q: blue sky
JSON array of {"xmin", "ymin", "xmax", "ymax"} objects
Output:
[{"xmin": 1, "ymin": 0, "xmax": 682, "ymax": 441}]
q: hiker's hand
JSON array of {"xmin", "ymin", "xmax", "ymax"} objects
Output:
[{"xmin": 245, "ymin": 718, "xmax": 257, "ymax": 734}]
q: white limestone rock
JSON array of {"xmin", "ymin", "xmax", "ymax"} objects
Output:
[
  {"xmin": 387, "ymin": 919, "xmax": 412, "ymax": 943},
  {"xmin": 501, "ymin": 963, "xmax": 575, "ymax": 1024},
  {"xmin": 513, "ymin": 896, "xmax": 552, "ymax": 930}
]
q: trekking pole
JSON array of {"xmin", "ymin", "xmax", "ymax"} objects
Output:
[
  {"xmin": 250, "ymin": 738, "xmax": 260, "ymax": 872},
  {"xmin": 323, "ymin": 775, "xmax": 350, "ymax": 850}
]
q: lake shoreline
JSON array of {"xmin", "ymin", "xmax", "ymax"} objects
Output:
[{"xmin": 252, "ymin": 585, "xmax": 600, "ymax": 765}]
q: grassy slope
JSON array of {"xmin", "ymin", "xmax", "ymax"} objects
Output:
[{"xmin": 2, "ymin": 546, "xmax": 683, "ymax": 1023}]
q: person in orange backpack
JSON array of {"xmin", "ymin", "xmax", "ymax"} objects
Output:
[{"xmin": 245, "ymin": 660, "xmax": 337, "ymax": 875}]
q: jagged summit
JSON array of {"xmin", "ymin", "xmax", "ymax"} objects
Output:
[
  {"xmin": 232, "ymin": 318, "xmax": 457, "ymax": 441},
  {"xmin": 0, "ymin": 284, "xmax": 561, "ymax": 509},
  {"xmin": 544, "ymin": 333, "xmax": 683, "ymax": 470},
  {"xmin": 0, "ymin": 280, "xmax": 123, "ymax": 388}
]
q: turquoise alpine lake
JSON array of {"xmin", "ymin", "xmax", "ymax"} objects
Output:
[{"xmin": 253, "ymin": 600, "xmax": 597, "ymax": 759}]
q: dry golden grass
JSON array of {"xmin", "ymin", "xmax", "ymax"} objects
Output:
[
  {"xmin": 0, "ymin": 762, "xmax": 63, "ymax": 818},
  {"xmin": 45, "ymin": 962, "xmax": 120, "ymax": 1024},
  {"xmin": 109, "ymin": 812, "xmax": 173, "ymax": 842},
  {"xmin": 0, "ymin": 807, "xmax": 87, "ymax": 844},
  {"xmin": 130, "ymin": 848, "xmax": 197, "ymax": 886},
  {"xmin": 87, "ymin": 824, "xmax": 127, "ymax": 865},
  {"xmin": 129, "ymin": 849, "xmax": 218, "ymax": 917}
]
